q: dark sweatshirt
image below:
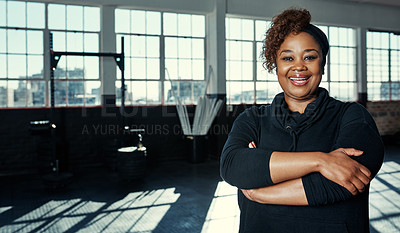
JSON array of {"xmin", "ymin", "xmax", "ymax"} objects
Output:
[{"xmin": 220, "ymin": 88, "xmax": 384, "ymax": 233}]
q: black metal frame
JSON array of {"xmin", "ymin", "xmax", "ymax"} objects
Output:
[{"xmin": 48, "ymin": 33, "xmax": 126, "ymax": 175}]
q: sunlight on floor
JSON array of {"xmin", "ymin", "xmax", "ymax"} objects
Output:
[
  {"xmin": 0, "ymin": 188, "xmax": 180, "ymax": 233},
  {"xmin": 370, "ymin": 161, "xmax": 400, "ymax": 233},
  {"xmin": 201, "ymin": 181, "xmax": 240, "ymax": 233},
  {"xmin": 201, "ymin": 160, "xmax": 400, "ymax": 233}
]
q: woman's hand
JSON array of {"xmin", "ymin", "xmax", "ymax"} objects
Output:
[{"xmin": 317, "ymin": 148, "xmax": 372, "ymax": 195}]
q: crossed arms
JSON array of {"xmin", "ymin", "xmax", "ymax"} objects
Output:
[{"xmin": 220, "ymin": 105, "xmax": 384, "ymax": 206}]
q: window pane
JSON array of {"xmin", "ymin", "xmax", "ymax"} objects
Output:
[
  {"xmin": 179, "ymin": 59, "xmax": 192, "ymax": 79},
  {"xmin": 115, "ymin": 9, "xmax": 130, "ymax": 33},
  {"xmin": 147, "ymin": 11, "xmax": 161, "ymax": 35},
  {"xmin": 28, "ymin": 80, "xmax": 45, "ymax": 106},
  {"xmin": 0, "ymin": 80, "xmax": 7, "ymax": 107},
  {"xmin": 147, "ymin": 81, "xmax": 161, "ymax": 104},
  {"xmin": 165, "ymin": 58, "xmax": 178, "ymax": 80},
  {"xmin": 67, "ymin": 32, "xmax": 83, "ymax": 52},
  {"xmin": 68, "ymin": 81, "xmax": 84, "ymax": 105},
  {"xmin": 8, "ymin": 1, "xmax": 25, "ymax": 28},
  {"xmin": 227, "ymin": 41, "xmax": 241, "ymax": 60},
  {"xmin": 242, "ymin": 42, "xmax": 253, "ymax": 61},
  {"xmin": 131, "ymin": 81, "xmax": 146, "ymax": 104},
  {"xmin": 242, "ymin": 61, "xmax": 253, "ymax": 80},
  {"xmin": 192, "ymin": 15, "xmax": 205, "ymax": 37},
  {"xmin": 192, "ymin": 60, "xmax": 204, "ymax": 80},
  {"xmin": 164, "ymin": 13, "xmax": 177, "ymax": 36},
  {"xmin": 0, "ymin": 54, "xmax": 6, "ymax": 78},
  {"xmin": 66, "ymin": 55, "xmax": 84, "ymax": 78},
  {"xmin": 8, "ymin": 30, "xmax": 26, "ymax": 54},
  {"xmin": 132, "ymin": 35, "xmax": 146, "ymax": 57},
  {"xmin": 391, "ymin": 82, "xmax": 400, "ymax": 100},
  {"xmin": 391, "ymin": 34, "xmax": 400, "ymax": 50},
  {"xmin": 85, "ymin": 81, "xmax": 100, "ymax": 105},
  {"xmin": 367, "ymin": 83, "xmax": 381, "ymax": 101},
  {"xmin": 147, "ymin": 36, "xmax": 159, "ymax": 58},
  {"xmin": 165, "ymin": 37, "xmax": 177, "ymax": 58},
  {"xmin": 27, "ymin": 2, "xmax": 44, "ymax": 28},
  {"xmin": 255, "ymin": 20, "xmax": 269, "ymax": 41},
  {"xmin": 9, "ymin": 80, "xmax": 26, "ymax": 107},
  {"xmin": 329, "ymin": 27, "xmax": 339, "ymax": 46},
  {"xmin": 147, "ymin": 58, "xmax": 159, "ymax": 79},
  {"xmin": 0, "ymin": 0, "xmax": 5, "ymax": 27},
  {"xmin": 27, "ymin": 55, "xmax": 43, "ymax": 78},
  {"xmin": 256, "ymin": 82, "xmax": 268, "ymax": 104},
  {"xmin": 392, "ymin": 51, "xmax": 400, "ymax": 81},
  {"xmin": 84, "ymin": 57, "xmax": 99, "ymax": 79},
  {"xmin": 27, "ymin": 31, "xmax": 43, "ymax": 54},
  {"xmin": 52, "ymin": 31, "xmax": 66, "ymax": 51},
  {"xmin": 67, "ymin": 5, "xmax": 83, "ymax": 31},
  {"xmin": 84, "ymin": 7, "xmax": 100, "ymax": 31},
  {"xmin": 132, "ymin": 10, "xmax": 145, "ymax": 34},
  {"xmin": 178, "ymin": 14, "xmax": 191, "ymax": 36},
  {"xmin": 178, "ymin": 38, "xmax": 191, "ymax": 59},
  {"xmin": 84, "ymin": 33, "xmax": 98, "ymax": 52},
  {"xmin": 0, "ymin": 29, "xmax": 6, "ymax": 53},
  {"xmin": 132, "ymin": 58, "xmax": 146, "ymax": 78},
  {"xmin": 227, "ymin": 18, "xmax": 241, "ymax": 40},
  {"xmin": 8, "ymin": 54, "xmax": 26, "ymax": 78},
  {"xmin": 48, "ymin": 4, "xmax": 65, "ymax": 30},
  {"xmin": 192, "ymin": 39, "xmax": 204, "ymax": 59},
  {"xmin": 242, "ymin": 19, "xmax": 254, "ymax": 40},
  {"xmin": 256, "ymin": 82, "xmax": 281, "ymax": 103},
  {"xmin": 54, "ymin": 57, "xmax": 66, "ymax": 79},
  {"xmin": 227, "ymin": 60, "xmax": 241, "ymax": 80}
]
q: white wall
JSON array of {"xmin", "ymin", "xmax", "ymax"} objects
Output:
[{"xmin": 227, "ymin": 0, "xmax": 400, "ymax": 31}]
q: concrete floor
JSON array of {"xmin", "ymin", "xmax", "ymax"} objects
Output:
[{"xmin": 0, "ymin": 144, "xmax": 399, "ymax": 233}]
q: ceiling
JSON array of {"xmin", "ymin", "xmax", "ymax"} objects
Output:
[{"xmin": 343, "ymin": 0, "xmax": 400, "ymax": 7}]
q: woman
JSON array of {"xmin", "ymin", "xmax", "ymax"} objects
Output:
[{"xmin": 220, "ymin": 8, "xmax": 384, "ymax": 233}]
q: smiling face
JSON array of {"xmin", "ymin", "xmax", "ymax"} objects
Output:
[{"xmin": 276, "ymin": 32, "xmax": 323, "ymax": 103}]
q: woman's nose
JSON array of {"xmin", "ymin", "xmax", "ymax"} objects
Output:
[{"xmin": 292, "ymin": 60, "xmax": 307, "ymax": 71}]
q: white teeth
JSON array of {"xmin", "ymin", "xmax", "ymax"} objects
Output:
[{"xmin": 290, "ymin": 78, "xmax": 306, "ymax": 81}]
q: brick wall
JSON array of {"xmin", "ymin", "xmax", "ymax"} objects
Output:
[{"xmin": 367, "ymin": 101, "xmax": 400, "ymax": 136}]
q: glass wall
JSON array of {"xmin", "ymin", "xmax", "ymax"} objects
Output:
[
  {"xmin": 115, "ymin": 9, "xmax": 206, "ymax": 105},
  {"xmin": 0, "ymin": 0, "xmax": 45, "ymax": 107},
  {"xmin": 225, "ymin": 17, "xmax": 357, "ymax": 104},
  {"xmin": 49, "ymin": 4, "xmax": 101, "ymax": 106},
  {"xmin": 367, "ymin": 31, "xmax": 400, "ymax": 101}
]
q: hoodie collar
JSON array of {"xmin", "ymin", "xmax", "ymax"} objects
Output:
[{"xmin": 271, "ymin": 87, "xmax": 330, "ymax": 133}]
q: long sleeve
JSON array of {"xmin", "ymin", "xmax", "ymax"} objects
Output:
[
  {"xmin": 220, "ymin": 107, "xmax": 275, "ymax": 189},
  {"xmin": 302, "ymin": 103, "xmax": 384, "ymax": 206}
]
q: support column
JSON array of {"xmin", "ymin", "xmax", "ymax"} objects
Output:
[
  {"xmin": 357, "ymin": 27, "xmax": 367, "ymax": 106},
  {"xmin": 206, "ymin": 0, "xmax": 227, "ymax": 159},
  {"xmin": 206, "ymin": 0, "xmax": 226, "ymax": 98},
  {"xmin": 100, "ymin": 6, "xmax": 117, "ymax": 110}
]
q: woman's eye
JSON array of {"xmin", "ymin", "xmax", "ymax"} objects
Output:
[
  {"xmin": 282, "ymin": 57, "xmax": 293, "ymax": 61},
  {"xmin": 305, "ymin": 56, "xmax": 317, "ymax": 61}
]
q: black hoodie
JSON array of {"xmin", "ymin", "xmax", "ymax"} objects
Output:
[{"xmin": 220, "ymin": 88, "xmax": 384, "ymax": 233}]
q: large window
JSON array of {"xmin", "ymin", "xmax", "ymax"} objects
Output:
[
  {"xmin": 0, "ymin": 1, "xmax": 101, "ymax": 108},
  {"xmin": 225, "ymin": 17, "xmax": 357, "ymax": 104},
  {"xmin": 0, "ymin": 0, "xmax": 45, "ymax": 107},
  {"xmin": 367, "ymin": 31, "xmax": 400, "ymax": 101},
  {"xmin": 49, "ymin": 4, "xmax": 101, "ymax": 106},
  {"xmin": 318, "ymin": 25, "xmax": 357, "ymax": 101},
  {"xmin": 115, "ymin": 10, "xmax": 205, "ymax": 105},
  {"xmin": 226, "ymin": 18, "xmax": 280, "ymax": 105}
]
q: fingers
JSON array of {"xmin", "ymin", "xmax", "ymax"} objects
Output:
[
  {"xmin": 241, "ymin": 189, "xmax": 254, "ymax": 201},
  {"xmin": 359, "ymin": 164, "xmax": 372, "ymax": 180},
  {"xmin": 340, "ymin": 148, "xmax": 363, "ymax": 156},
  {"xmin": 248, "ymin": 141, "xmax": 257, "ymax": 148}
]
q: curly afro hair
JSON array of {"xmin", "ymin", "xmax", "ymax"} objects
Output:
[{"xmin": 262, "ymin": 8, "xmax": 312, "ymax": 72}]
